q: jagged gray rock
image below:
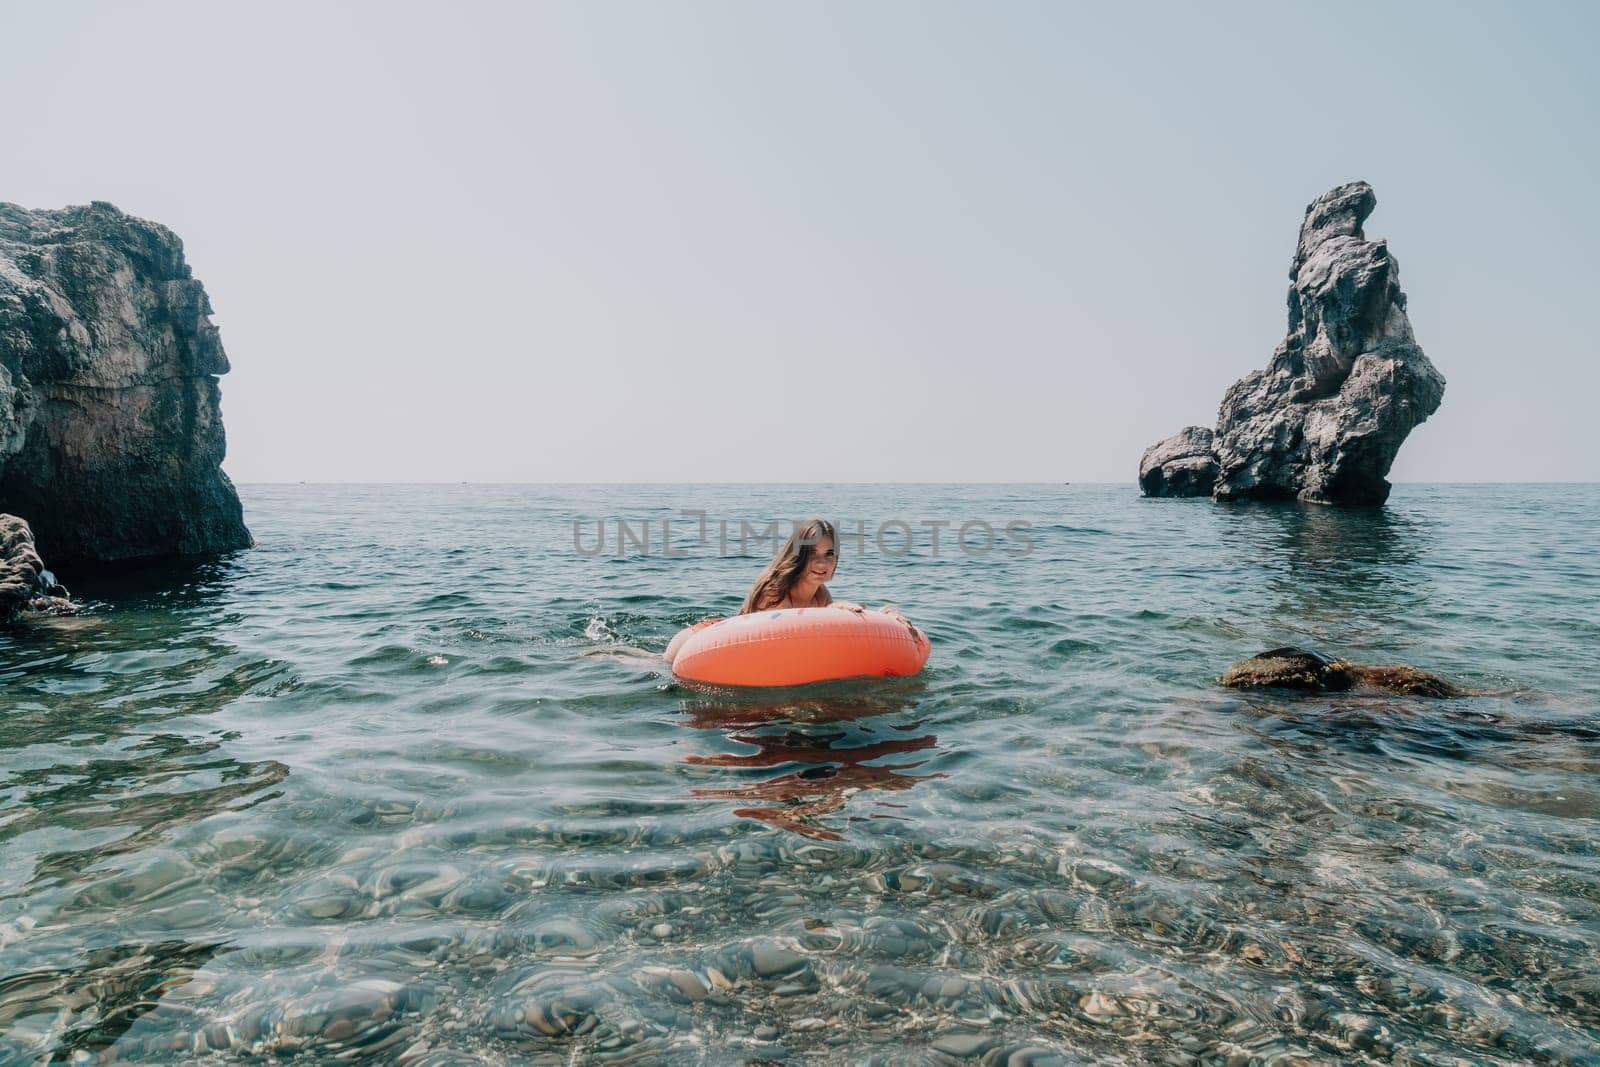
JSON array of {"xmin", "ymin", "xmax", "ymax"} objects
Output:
[
  {"xmin": 1, "ymin": 514, "xmax": 68, "ymax": 622},
  {"xmin": 0, "ymin": 201, "xmax": 251, "ymax": 568},
  {"xmin": 1141, "ymin": 182, "xmax": 1445, "ymax": 505},
  {"xmin": 1139, "ymin": 426, "xmax": 1218, "ymax": 498}
]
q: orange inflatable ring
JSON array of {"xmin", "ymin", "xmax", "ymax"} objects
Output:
[{"xmin": 672, "ymin": 607, "xmax": 931, "ymax": 687}]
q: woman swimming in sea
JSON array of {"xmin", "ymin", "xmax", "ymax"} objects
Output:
[{"xmin": 664, "ymin": 518, "xmax": 914, "ymax": 665}]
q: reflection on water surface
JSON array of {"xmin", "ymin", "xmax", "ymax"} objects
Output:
[{"xmin": 679, "ymin": 688, "xmax": 942, "ymax": 841}]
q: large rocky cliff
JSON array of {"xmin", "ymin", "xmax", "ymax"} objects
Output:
[
  {"xmin": 1141, "ymin": 182, "xmax": 1445, "ymax": 505},
  {"xmin": 0, "ymin": 201, "xmax": 250, "ymax": 569}
]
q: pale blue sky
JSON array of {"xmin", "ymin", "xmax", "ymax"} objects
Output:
[{"xmin": 3, "ymin": 0, "xmax": 1595, "ymax": 482}]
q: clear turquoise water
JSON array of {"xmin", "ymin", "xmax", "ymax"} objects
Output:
[{"xmin": 2, "ymin": 484, "xmax": 1597, "ymax": 1065}]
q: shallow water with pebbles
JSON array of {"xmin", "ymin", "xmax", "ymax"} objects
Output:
[{"xmin": 2, "ymin": 484, "xmax": 1598, "ymax": 1065}]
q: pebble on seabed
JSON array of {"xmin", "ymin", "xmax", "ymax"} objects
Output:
[
  {"xmin": 637, "ymin": 966, "xmax": 708, "ymax": 1004},
  {"xmin": 931, "ymin": 1032, "xmax": 992, "ymax": 1057},
  {"xmin": 1079, "ymin": 991, "xmax": 1121, "ymax": 1018},
  {"xmin": 748, "ymin": 940, "xmax": 807, "ymax": 979}
]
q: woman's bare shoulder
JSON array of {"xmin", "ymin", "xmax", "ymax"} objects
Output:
[{"xmin": 814, "ymin": 585, "xmax": 833, "ymax": 606}]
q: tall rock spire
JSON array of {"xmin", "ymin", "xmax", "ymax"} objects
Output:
[{"xmin": 1140, "ymin": 182, "xmax": 1445, "ymax": 505}]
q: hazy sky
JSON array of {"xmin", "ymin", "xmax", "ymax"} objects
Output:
[{"xmin": 4, "ymin": 1, "xmax": 1596, "ymax": 482}]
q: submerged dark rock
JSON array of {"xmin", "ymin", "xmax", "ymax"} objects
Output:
[
  {"xmin": 1349, "ymin": 664, "xmax": 1463, "ymax": 699},
  {"xmin": 1142, "ymin": 182, "xmax": 1445, "ymax": 505},
  {"xmin": 0, "ymin": 201, "xmax": 251, "ymax": 570},
  {"xmin": 1222, "ymin": 646, "xmax": 1461, "ymax": 697}
]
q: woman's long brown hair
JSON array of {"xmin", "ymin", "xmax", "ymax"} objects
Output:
[{"xmin": 738, "ymin": 518, "xmax": 837, "ymax": 615}]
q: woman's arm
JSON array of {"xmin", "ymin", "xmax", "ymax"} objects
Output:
[
  {"xmin": 664, "ymin": 626, "xmax": 693, "ymax": 664},
  {"xmin": 822, "ymin": 593, "xmax": 914, "ymax": 633},
  {"xmin": 819, "ymin": 586, "xmax": 866, "ymax": 612},
  {"xmin": 873, "ymin": 603, "xmax": 920, "ymax": 637}
]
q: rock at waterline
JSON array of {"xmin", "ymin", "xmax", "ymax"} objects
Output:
[
  {"xmin": 1141, "ymin": 182, "xmax": 1445, "ymax": 505},
  {"xmin": 1139, "ymin": 426, "xmax": 1219, "ymax": 498},
  {"xmin": 1, "ymin": 514, "xmax": 73, "ymax": 622},
  {"xmin": 1347, "ymin": 664, "xmax": 1463, "ymax": 699},
  {"xmin": 1221, "ymin": 647, "xmax": 1461, "ymax": 697},
  {"xmin": 1221, "ymin": 647, "xmax": 1357, "ymax": 692},
  {"xmin": 0, "ymin": 201, "xmax": 251, "ymax": 569}
]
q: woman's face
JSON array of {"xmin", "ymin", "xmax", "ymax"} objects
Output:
[{"xmin": 806, "ymin": 536, "xmax": 838, "ymax": 583}]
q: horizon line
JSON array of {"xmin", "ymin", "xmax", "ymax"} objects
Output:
[{"xmin": 227, "ymin": 479, "xmax": 1600, "ymax": 487}]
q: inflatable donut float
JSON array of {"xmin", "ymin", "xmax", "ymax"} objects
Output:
[{"xmin": 671, "ymin": 607, "xmax": 930, "ymax": 687}]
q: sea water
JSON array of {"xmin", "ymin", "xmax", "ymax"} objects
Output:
[{"xmin": 1, "ymin": 484, "xmax": 1597, "ymax": 1063}]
